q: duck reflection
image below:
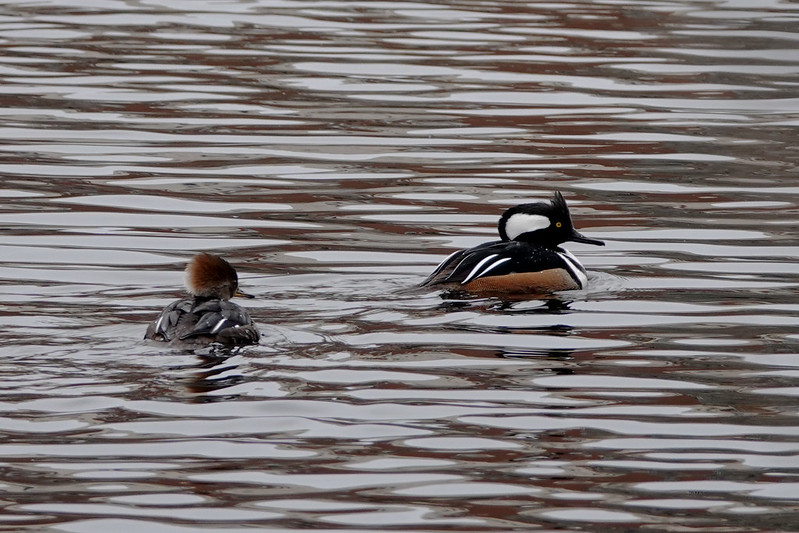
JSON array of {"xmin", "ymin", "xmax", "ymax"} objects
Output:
[
  {"xmin": 435, "ymin": 295, "xmax": 572, "ymax": 314},
  {"xmin": 187, "ymin": 361, "xmax": 246, "ymax": 397}
]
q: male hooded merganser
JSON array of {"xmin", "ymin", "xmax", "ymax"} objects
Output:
[
  {"xmin": 145, "ymin": 253, "xmax": 260, "ymax": 346},
  {"xmin": 420, "ymin": 192, "xmax": 605, "ymax": 295}
]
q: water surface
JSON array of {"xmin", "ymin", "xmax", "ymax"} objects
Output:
[{"xmin": 1, "ymin": 0, "xmax": 799, "ymax": 531}]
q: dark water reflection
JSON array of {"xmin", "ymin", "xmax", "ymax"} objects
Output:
[{"xmin": 1, "ymin": 0, "xmax": 799, "ymax": 531}]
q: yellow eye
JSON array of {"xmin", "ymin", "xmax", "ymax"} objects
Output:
[{"xmin": 555, "ymin": 222, "xmax": 562, "ymax": 228}]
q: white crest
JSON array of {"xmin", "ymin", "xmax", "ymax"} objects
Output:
[{"xmin": 504, "ymin": 213, "xmax": 550, "ymax": 240}]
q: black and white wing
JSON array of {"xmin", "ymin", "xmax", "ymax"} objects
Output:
[
  {"xmin": 145, "ymin": 298, "xmax": 193, "ymax": 342},
  {"xmin": 420, "ymin": 241, "xmax": 521, "ymax": 286},
  {"xmin": 421, "ymin": 240, "xmax": 587, "ymax": 288},
  {"xmin": 145, "ymin": 297, "xmax": 259, "ymax": 345},
  {"xmin": 180, "ymin": 300, "xmax": 256, "ymax": 341}
]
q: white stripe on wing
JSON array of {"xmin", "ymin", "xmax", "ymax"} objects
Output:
[
  {"xmin": 210, "ymin": 318, "xmax": 228, "ymax": 334},
  {"xmin": 471, "ymin": 257, "xmax": 511, "ymax": 282},
  {"xmin": 460, "ymin": 254, "xmax": 500, "ymax": 285},
  {"xmin": 557, "ymin": 249, "xmax": 588, "ymax": 288},
  {"xmin": 430, "ymin": 249, "xmax": 461, "ymax": 277}
]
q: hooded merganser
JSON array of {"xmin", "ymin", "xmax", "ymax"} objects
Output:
[
  {"xmin": 420, "ymin": 192, "xmax": 605, "ymax": 295},
  {"xmin": 145, "ymin": 253, "xmax": 260, "ymax": 346}
]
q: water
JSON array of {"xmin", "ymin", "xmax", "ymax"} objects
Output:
[{"xmin": 1, "ymin": 0, "xmax": 799, "ymax": 530}]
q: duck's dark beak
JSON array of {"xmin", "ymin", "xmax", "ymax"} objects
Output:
[
  {"xmin": 570, "ymin": 230, "xmax": 605, "ymax": 246},
  {"xmin": 235, "ymin": 289, "xmax": 255, "ymax": 299}
]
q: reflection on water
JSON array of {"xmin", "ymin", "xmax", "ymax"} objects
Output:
[{"xmin": 1, "ymin": 0, "xmax": 799, "ymax": 530}]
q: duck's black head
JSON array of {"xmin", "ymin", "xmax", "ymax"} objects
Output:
[{"xmin": 497, "ymin": 191, "xmax": 605, "ymax": 247}]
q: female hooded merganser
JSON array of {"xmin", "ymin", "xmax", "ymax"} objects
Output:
[
  {"xmin": 420, "ymin": 192, "xmax": 605, "ymax": 295},
  {"xmin": 145, "ymin": 253, "xmax": 260, "ymax": 346}
]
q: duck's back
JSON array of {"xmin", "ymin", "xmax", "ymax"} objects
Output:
[
  {"xmin": 421, "ymin": 240, "xmax": 587, "ymax": 294},
  {"xmin": 145, "ymin": 297, "xmax": 259, "ymax": 346}
]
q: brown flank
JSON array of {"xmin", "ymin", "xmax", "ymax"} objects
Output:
[{"xmin": 462, "ymin": 268, "xmax": 579, "ymax": 295}]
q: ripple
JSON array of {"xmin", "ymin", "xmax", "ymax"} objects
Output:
[
  {"xmin": 538, "ymin": 509, "xmax": 641, "ymax": 523},
  {"xmin": 0, "ymin": 442, "xmax": 315, "ymax": 459},
  {"xmin": 19, "ymin": 503, "xmax": 279, "ymax": 521},
  {"xmin": 191, "ymin": 472, "xmax": 461, "ymax": 490}
]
